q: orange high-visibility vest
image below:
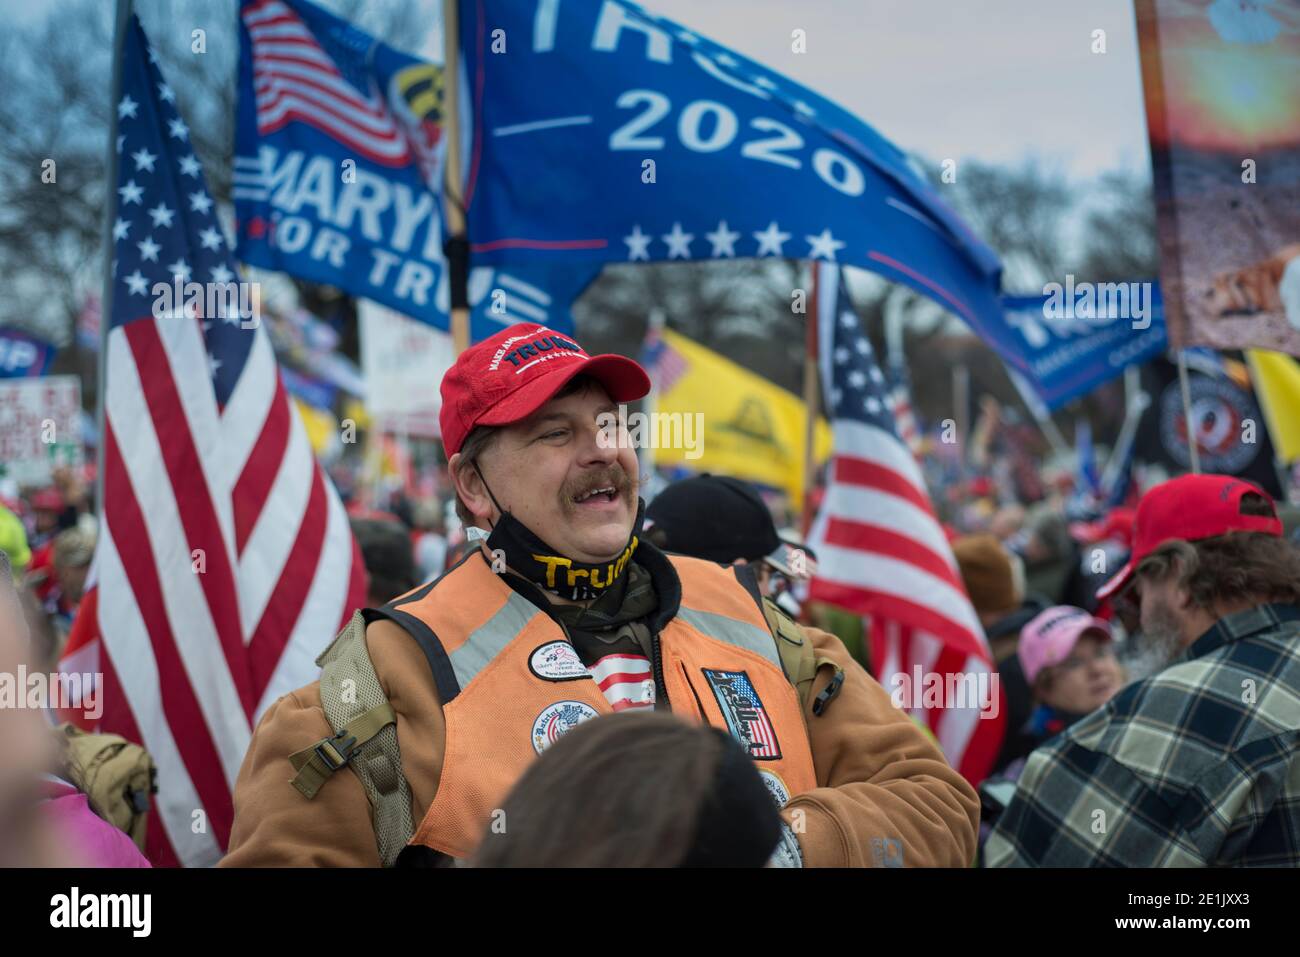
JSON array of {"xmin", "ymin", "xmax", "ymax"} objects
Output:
[{"xmin": 378, "ymin": 548, "xmax": 817, "ymax": 860}]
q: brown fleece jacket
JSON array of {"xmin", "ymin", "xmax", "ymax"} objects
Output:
[{"xmin": 221, "ymin": 618, "xmax": 978, "ymax": 867}]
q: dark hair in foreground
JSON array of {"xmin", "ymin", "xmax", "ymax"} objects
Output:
[{"xmin": 469, "ymin": 712, "xmax": 782, "ymax": 868}]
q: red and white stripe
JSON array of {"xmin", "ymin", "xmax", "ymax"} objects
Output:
[
  {"xmin": 653, "ymin": 341, "xmax": 689, "ymax": 393},
  {"xmin": 59, "ymin": 314, "xmax": 364, "ymax": 867},
  {"xmin": 744, "ymin": 703, "xmax": 780, "ymax": 757},
  {"xmin": 242, "ymin": 0, "xmax": 412, "ymax": 167},
  {"xmin": 589, "ymin": 654, "xmax": 655, "ymax": 712},
  {"xmin": 891, "ymin": 386, "xmax": 921, "ymax": 454}
]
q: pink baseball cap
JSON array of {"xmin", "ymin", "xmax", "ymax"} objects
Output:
[{"xmin": 1018, "ymin": 605, "xmax": 1112, "ymax": 685}]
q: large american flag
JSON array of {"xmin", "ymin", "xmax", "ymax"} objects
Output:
[
  {"xmin": 58, "ymin": 17, "xmax": 365, "ymax": 867},
  {"xmin": 241, "ymin": 0, "xmax": 412, "ymax": 167},
  {"xmin": 807, "ymin": 264, "xmax": 1002, "ymax": 785}
]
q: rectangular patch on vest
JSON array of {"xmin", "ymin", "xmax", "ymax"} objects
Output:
[{"xmin": 701, "ymin": 669, "xmax": 782, "ymax": 760}]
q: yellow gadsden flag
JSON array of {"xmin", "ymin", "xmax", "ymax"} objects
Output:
[
  {"xmin": 653, "ymin": 329, "xmax": 831, "ymax": 501},
  {"xmin": 1246, "ymin": 349, "xmax": 1300, "ymax": 463}
]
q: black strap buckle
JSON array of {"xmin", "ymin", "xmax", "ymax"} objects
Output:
[
  {"xmin": 314, "ymin": 730, "xmax": 358, "ymax": 771},
  {"xmin": 812, "ymin": 669, "xmax": 845, "ymax": 717}
]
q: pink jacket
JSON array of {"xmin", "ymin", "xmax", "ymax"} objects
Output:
[{"xmin": 42, "ymin": 776, "xmax": 150, "ymax": 868}]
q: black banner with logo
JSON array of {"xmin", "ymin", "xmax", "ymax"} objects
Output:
[{"xmin": 1136, "ymin": 357, "xmax": 1283, "ymax": 499}]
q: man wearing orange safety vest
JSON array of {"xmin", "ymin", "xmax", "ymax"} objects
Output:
[{"xmin": 223, "ymin": 323, "xmax": 978, "ymax": 867}]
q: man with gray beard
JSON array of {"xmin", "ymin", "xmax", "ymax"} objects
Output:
[{"xmin": 986, "ymin": 474, "xmax": 1300, "ymax": 866}]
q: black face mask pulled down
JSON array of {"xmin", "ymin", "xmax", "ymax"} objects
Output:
[{"xmin": 474, "ymin": 466, "xmax": 645, "ymax": 602}]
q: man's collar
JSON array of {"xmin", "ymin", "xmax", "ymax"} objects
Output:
[{"xmin": 1184, "ymin": 602, "xmax": 1300, "ymax": 661}]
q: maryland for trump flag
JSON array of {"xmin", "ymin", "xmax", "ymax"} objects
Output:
[
  {"xmin": 235, "ymin": 0, "xmax": 451, "ymax": 324},
  {"xmin": 234, "ymin": 0, "xmax": 594, "ymax": 338},
  {"xmin": 59, "ymin": 17, "xmax": 364, "ymax": 867}
]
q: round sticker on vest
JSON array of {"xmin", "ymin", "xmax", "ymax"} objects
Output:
[
  {"xmin": 759, "ymin": 769, "xmax": 790, "ymax": 809},
  {"xmin": 528, "ymin": 640, "xmax": 590, "ymax": 682},
  {"xmin": 531, "ymin": 701, "xmax": 599, "ymax": 754}
]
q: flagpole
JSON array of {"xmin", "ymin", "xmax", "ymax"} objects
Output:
[
  {"xmin": 1176, "ymin": 348, "xmax": 1201, "ymax": 473},
  {"xmin": 802, "ymin": 262, "xmax": 820, "ymax": 537},
  {"xmin": 96, "ymin": 0, "xmax": 132, "ymax": 519},
  {"xmin": 1100, "ymin": 365, "xmax": 1148, "ymax": 493},
  {"xmin": 442, "ymin": 0, "xmax": 470, "ymax": 355},
  {"xmin": 953, "ymin": 363, "xmax": 969, "ymax": 479},
  {"xmin": 642, "ymin": 309, "xmax": 666, "ymax": 479}
]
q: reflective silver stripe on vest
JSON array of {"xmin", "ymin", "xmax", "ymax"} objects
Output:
[
  {"xmin": 676, "ymin": 606, "xmax": 781, "ymax": 670},
  {"xmin": 449, "ymin": 590, "xmax": 540, "ymax": 690}
]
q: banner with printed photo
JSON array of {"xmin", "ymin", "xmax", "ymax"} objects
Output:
[{"xmin": 1135, "ymin": 0, "xmax": 1300, "ymax": 354}]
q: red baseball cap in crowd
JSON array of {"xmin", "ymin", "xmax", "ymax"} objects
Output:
[
  {"xmin": 1018, "ymin": 605, "xmax": 1112, "ymax": 685},
  {"xmin": 439, "ymin": 323, "xmax": 651, "ymax": 456},
  {"xmin": 30, "ymin": 488, "xmax": 65, "ymax": 512},
  {"xmin": 1095, "ymin": 474, "xmax": 1283, "ymax": 601},
  {"xmin": 1069, "ymin": 507, "xmax": 1136, "ymax": 549}
]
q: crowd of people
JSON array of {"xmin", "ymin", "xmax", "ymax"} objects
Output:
[
  {"xmin": 0, "ymin": 467, "xmax": 97, "ymax": 667},
  {"xmin": 3, "ymin": 320, "xmax": 1300, "ymax": 868}
]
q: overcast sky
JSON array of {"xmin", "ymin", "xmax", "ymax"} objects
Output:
[
  {"xmin": 4, "ymin": 0, "xmax": 1152, "ymax": 180},
  {"xmin": 641, "ymin": 0, "xmax": 1152, "ymax": 178}
]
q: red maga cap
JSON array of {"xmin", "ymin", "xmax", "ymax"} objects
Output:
[
  {"xmin": 1095, "ymin": 474, "xmax": 1282, "ymax": 601},
  {"xmin": 439, "ymin": 323, "xmax": 651, "ymax": 456}
]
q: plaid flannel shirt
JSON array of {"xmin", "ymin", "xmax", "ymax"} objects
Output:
[{"xmin": 985, "ymin": 603, "xmax": 1300, "ymax": 867}]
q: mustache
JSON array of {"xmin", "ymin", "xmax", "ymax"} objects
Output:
[{"xmin": 560, "ymin": 466, "xmax": 634, "ymax": 506}]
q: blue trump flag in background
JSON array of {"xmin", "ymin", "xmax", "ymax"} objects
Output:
[
  {"xmin": 234, "ymin": 0, "xmax": 591, "ymax": 338},
  {"xmin": 457, "ymin": 0, "xmax": 1005, "ymax": 342},
  {"xmin": 997, "ymin": 280, "xmax": 1167, "ymax": 409},
  {"xmin": 0, "ymin": 329, "xmax": 56, "ymax": 378}
]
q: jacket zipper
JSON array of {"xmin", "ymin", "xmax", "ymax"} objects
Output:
[{"xmin": 651, "ymin": 631, "xmax": 670, "ymax": 711}]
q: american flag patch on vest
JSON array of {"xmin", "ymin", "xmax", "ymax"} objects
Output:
[{"xmin": 702, "ymin": 669, "xmax": 782, "ymax": 760}]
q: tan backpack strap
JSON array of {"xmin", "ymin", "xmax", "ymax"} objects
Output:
[
  {"xmin": 288, "ymin": 702, "xmax": 396, "ymax": 798},
  {"xmin": 297, "ymin": 609, "xmax": 417, "ymax": 867},
  {"xmin": 761, "ymin": 598, "xmax": 845, "ymax": 716}
]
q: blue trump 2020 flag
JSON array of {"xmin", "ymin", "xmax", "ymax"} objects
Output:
[
  {"xmin": 234, "ymin": 0, "xmax": 591, "ymax": 338},
  {"xmin": 457, "ymin": 0, "xmax": 1005, "ymax": 338}
]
